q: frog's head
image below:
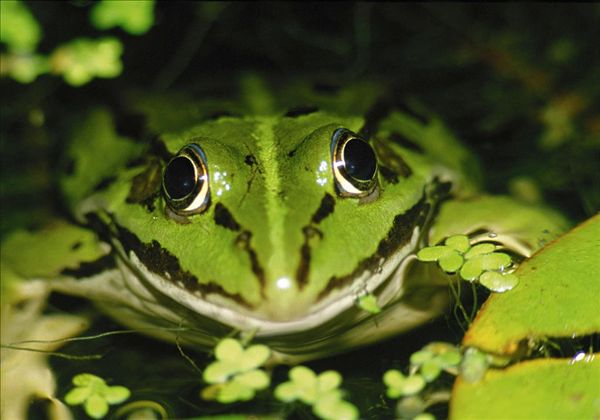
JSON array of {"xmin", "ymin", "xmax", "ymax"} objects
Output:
[{"xmin": 97, "ymin": 110, "xmax": 445, "ymax": 349}]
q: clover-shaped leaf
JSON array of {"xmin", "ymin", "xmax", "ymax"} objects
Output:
[
  {"xmin": 91, "ymin": 0, "xmax": 155, "ymax": 35},
  {"xmin": 460, "ymin": 252, "xmax": 512, "ymax": 281},
  {"xmin": 275, "ymin": 366, "xmax": 357, "ymax": 419},
  {"xmin": 211, "ymin": 370, "xmax": 270, "ymax": 403},
  {"xmin": 464, "ymin": 243, "xmax": 496, "ymax": 258},
  {"xmin": 64, "ymin": 373, "xmax": 130, "ymax": 419},
  {"xmin": 201, "ymin": 338, "xmax": 271, "ymax": 404},
  {"xmin": 314, "ymin": 391, "xmax": 360, "ymax": 420},
  {"xmin": 417, "ymin": 246, "xmax": 464, "ymax": 273},
  {"xmin": 275, "ymin": 366, "xmax": 341, "ymax": 404},
  {"xmin": 445, "ymin": 234, "xmax": 471, "ymax": 253},
  {"xmin": 51, "ymin": 37, "xmax": 123, "ymax": 86},
  {"xmin": 203, "ymin": 338, "xmax": 270, "ymax": 384},
  {"xmin": 409, "ymin": 342, "xmax": 462, "ymax": 382},
  {"xmin": 383, "ymin": 370, "xmax": 426, "ymax": 398},
  {"xmin": 418, "ymin": 234, "xmax": 518, "ymax": 292}
]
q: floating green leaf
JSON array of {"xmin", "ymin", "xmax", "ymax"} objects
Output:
[
  {"xmin": 64, "ymin": 373, "xmax": 130, "ymax": 419},
  {"xmin": 201, "ymin": 338, "xmax": 271, "ymax": 403},
  {"xmin": 463, "ymin": 243, "xmax": 496, "ymax": 258},
  {"xmin": 445, "ymin": 234, "xmax": 471, "ymax": 253},
  {"xmin": 52, "ymin": 37, "xmax": 123, "ymax": 86},
  {"xmin": 479, "ymin": 271, "xmax": 518, "ymax": 293},
  {"xmin": 203, "ymin": 338, "xmax": 270, "ymax": 384},
  {"xmin": 91, "ymin": 0, "xmax": 155, "ymax": 35},
  {"xmin": 383, "ymin": 370, "xmax": 426, "ymax": 398},
  {"xmin": 0, "ymin": 0, "xmax": 42, "ymax": 53},
  {"xmin": 275, "ymin": 366, "xmax": 358, "ymax": 420},
  {"xmin": 357, "ymin": 293, "xmax": 381, "ymax": 314}
]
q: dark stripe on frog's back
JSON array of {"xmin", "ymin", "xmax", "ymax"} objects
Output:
[{"xmin": 317, "ymin": 194, "xmax": 429, "ymax": 301}]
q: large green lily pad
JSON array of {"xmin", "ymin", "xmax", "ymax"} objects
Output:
[{"xmin": 451, "ymin": 356, "xmax": 600, "ymax": 419}]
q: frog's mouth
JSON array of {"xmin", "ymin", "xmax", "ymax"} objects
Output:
[{"xmin": 110, "ymin": 225, "xmax": 447, "ymax": 362}]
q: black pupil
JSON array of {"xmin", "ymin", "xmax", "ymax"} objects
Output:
[
  {"xmin": 343, "ymin": 138, "xmax": 377, "ymax": 181},
  {"xmin": 163, "ymin": 156, "xmax": 197, "ymax": 199}
]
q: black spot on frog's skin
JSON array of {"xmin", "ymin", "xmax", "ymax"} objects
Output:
[
  {"xmin": 61, "ymin": 253, "xmax": 116, "ymax": 279},
  {"xmin": 311, "ymin": 193, "xmax": 335, "ymax": 224},
  {"xmin": 284, "ymin": 106, "xmax": 319, "ymax": 118},
  {"xmin": 389, "ymin": 131, "xmax": 424, "ymax": 153},
  {"xmin": 71, "ymin": 241, "xmax": 82, "ymax": 251},
  {"xmin": 244, "ymin": 154, "xmax": 257, "ymax": 166},
  {"xmin": 126, "ymin": 158, "xmax": 162, "ymax": 211},
  {"xmin": 214, "ymin": 203, "xmax": 241, "ymax": 231}
]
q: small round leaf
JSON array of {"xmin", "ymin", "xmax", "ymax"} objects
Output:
[
  {"xmin": 445, "ymin": 235, "xmax": 471, "ymax": 253},
  {"xmin": 479, "ymin": 271, "xmax": 519, "ymax": 292}
]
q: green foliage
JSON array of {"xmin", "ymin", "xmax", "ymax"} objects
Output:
[
  {"xmin": 0, "ymin": 0, "xmax": 41, "ymax": 53},
  {"xmin": 383, "ymin": 370, "xmax": 426, "ymax": 398},
  {"xmin": 91, "ymin": 0, "xmax": 155, "ymax": 35},
  {"xmin": 64, "ymin": 373, "xmax": 130, "ymax": 419},
  {"xmin": 52, "ymin": 37, "xmax": 123, "ymax": 86},
  {"xmin": 201, "ymin": 338, "xmax": 271, "ymax": 403},
  {"xmin": 275, "ymin": 366, "xmax": 359, "ymax": 420},
  {"xmin": 0, "ymin": 0, "xmax": 155, "ymax": 85},
  {"xmin": 417, "ymin": 234, "xmax": 519, "ymax": 292}
]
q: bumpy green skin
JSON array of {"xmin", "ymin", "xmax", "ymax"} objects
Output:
[{"xmin": 3, "ymin": 76, "xmax": 569, "ymax": 359}]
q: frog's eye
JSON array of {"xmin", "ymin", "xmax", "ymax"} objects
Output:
[
  {"xmin": 162, "ymin": 143, "xmax": 210, "ymax": 215},
  {"xmin": 331, "ymin": 128, "xmax": 378, "ymax": 197}
]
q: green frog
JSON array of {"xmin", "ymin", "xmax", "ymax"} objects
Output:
[{"xmin": 2, "ymin": 76, "xmax": 568, "ymax": 367}]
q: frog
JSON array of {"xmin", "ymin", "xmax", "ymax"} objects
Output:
[{"xmin": 1, "ymin": 76, "xmax": 568, "ymax": 414}]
